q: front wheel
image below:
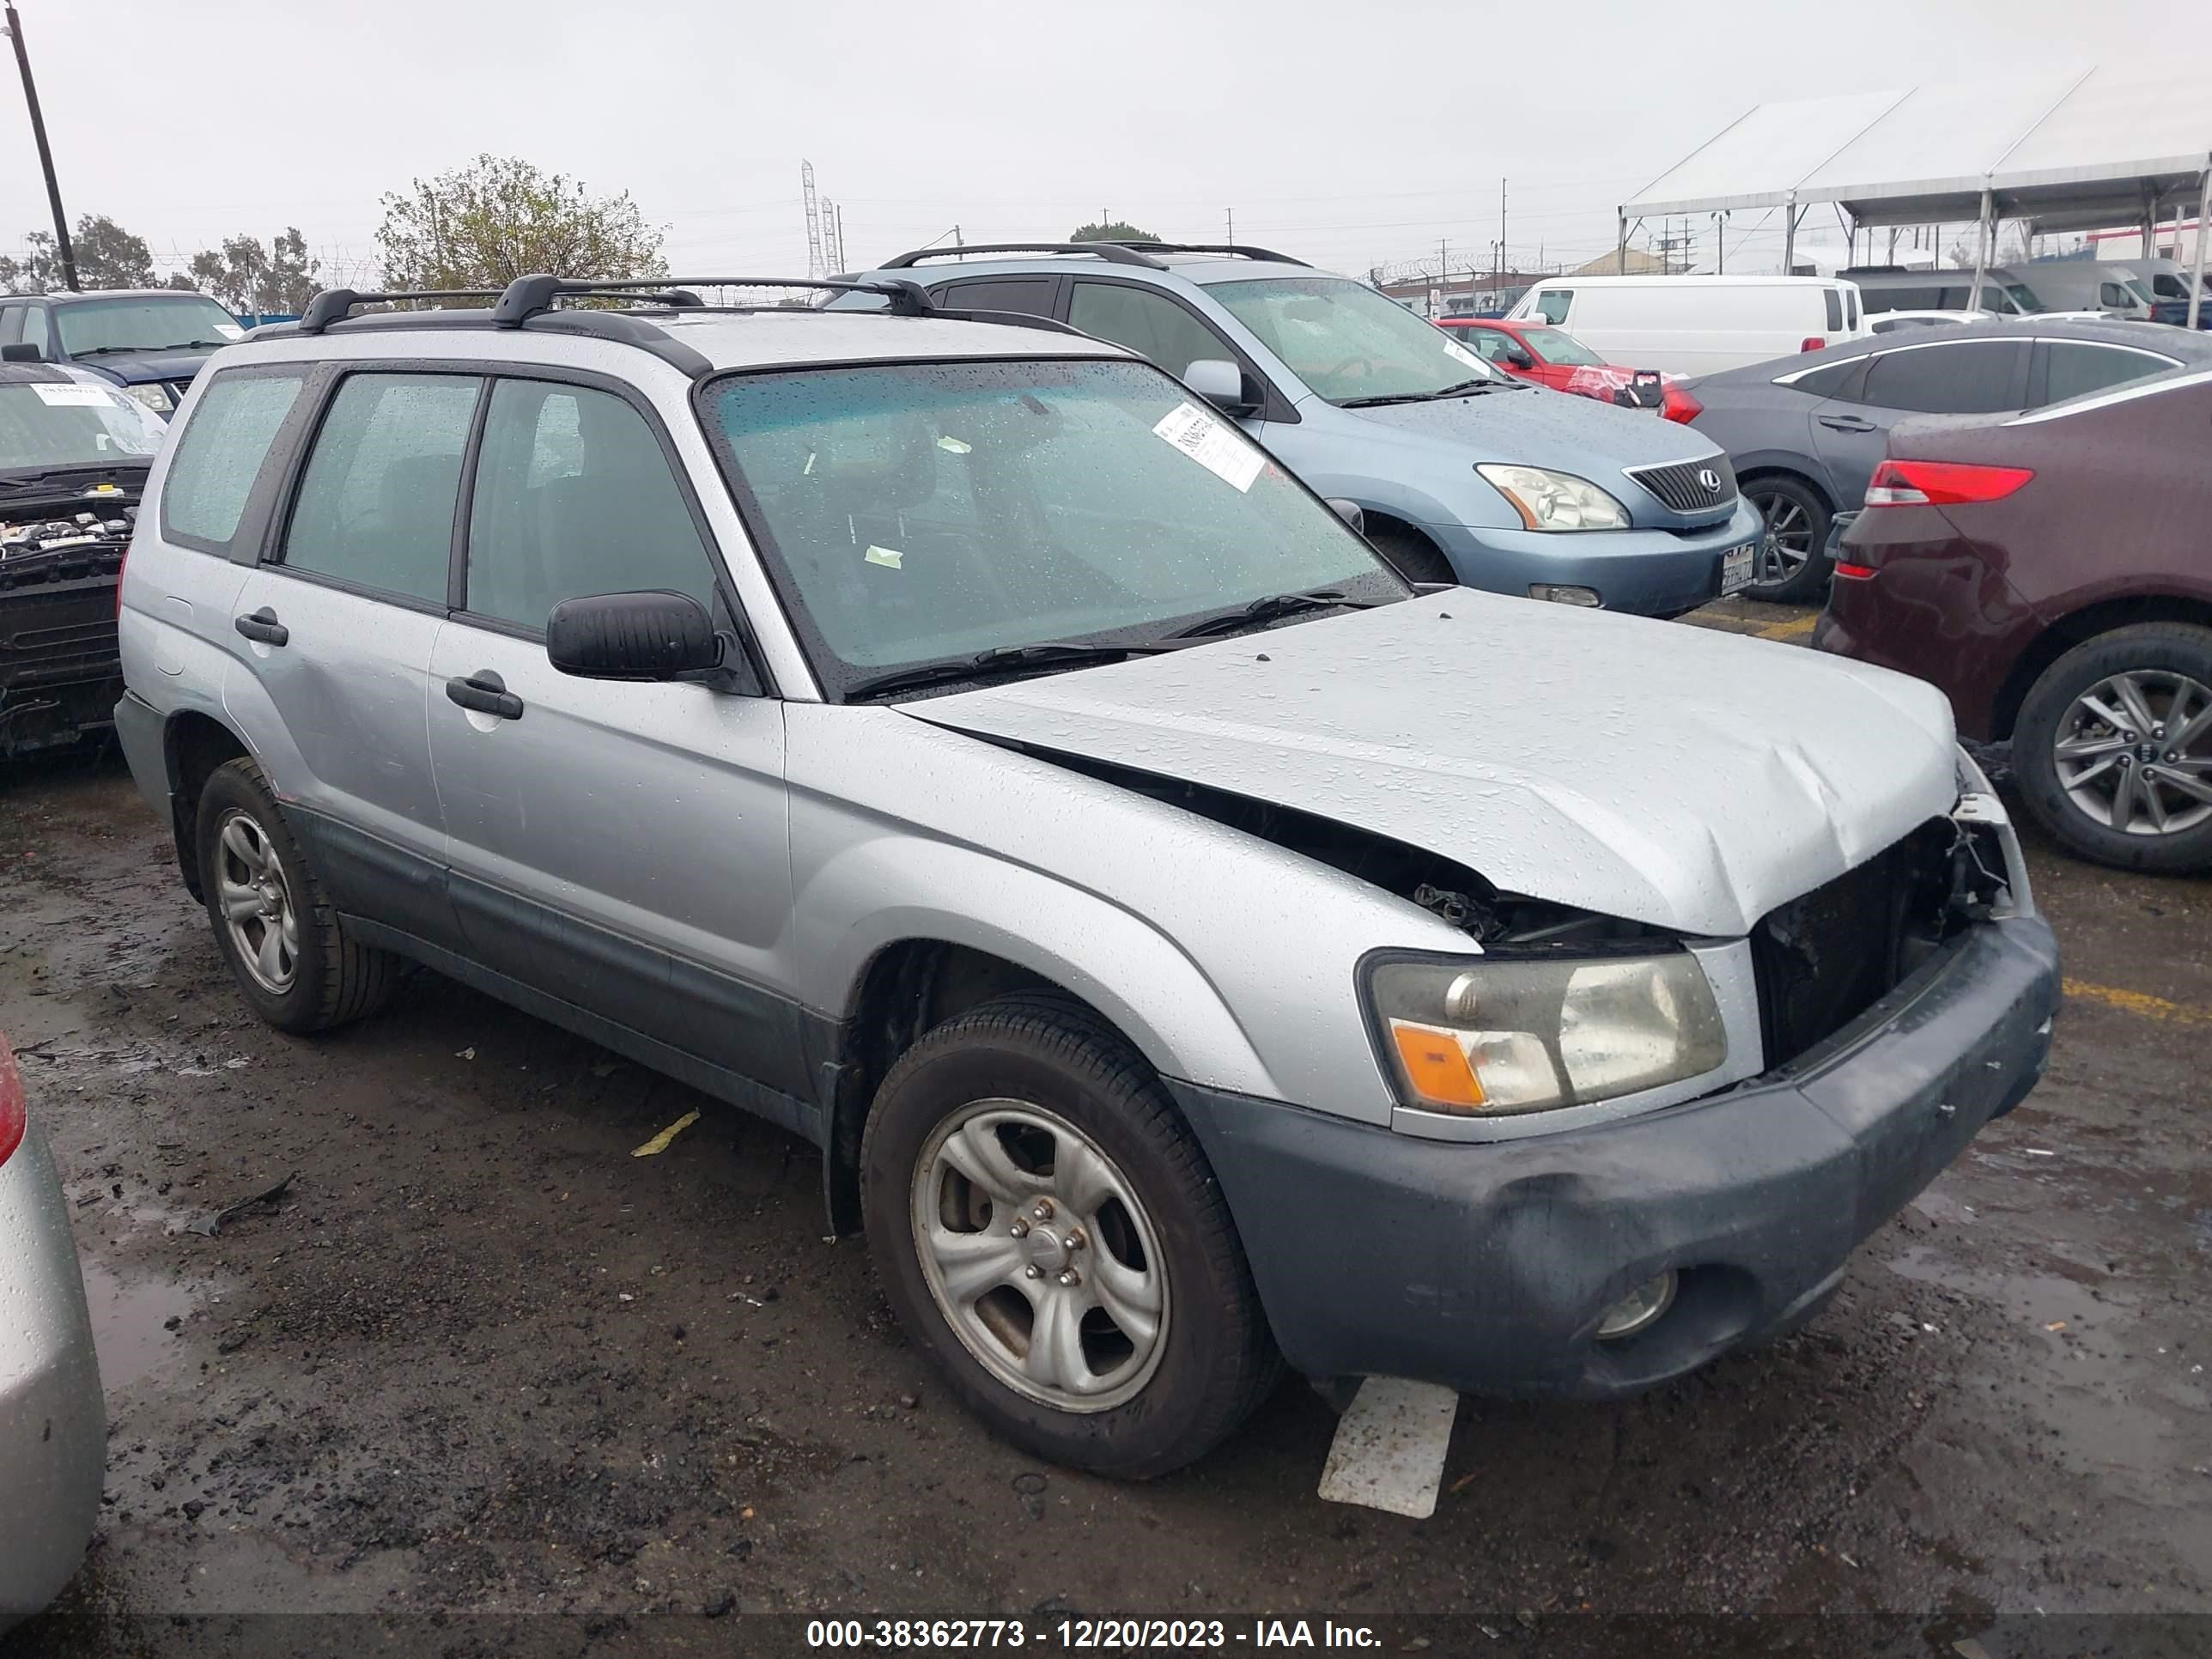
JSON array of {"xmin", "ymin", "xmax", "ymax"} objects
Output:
[
  {"xmin": 2014, "ymin": 624, "xmax": 2212, "ymax": 872},
  {"xmin": 860, "ymin": 994, "xmax": 1279, "ymax": 1477},
  {"xmin": 1365, "ymin": 524, "xmax": 1456, "ymax": 586},
  {"xmin": 1740, "ymin": 475, "xmax": 1832, "ymax": 604}
]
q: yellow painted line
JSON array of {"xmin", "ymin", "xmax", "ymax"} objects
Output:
[
  {"xmin": 2063, "ymin": 978, "xmax": 2212, "ymax": 1027},
  {"xmin": 1756, "ymin": 613, "xmax": 1820, "ymax": 641}
]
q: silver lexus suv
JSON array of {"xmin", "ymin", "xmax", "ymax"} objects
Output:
[{"xmin": 115, "ymin": 274, "xmax": 2060, "ymax": 1476}]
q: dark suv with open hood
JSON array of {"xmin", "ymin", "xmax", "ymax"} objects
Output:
[{"xmin": 0, "ymin": 289, "xmax": 244, "ymax": 421}]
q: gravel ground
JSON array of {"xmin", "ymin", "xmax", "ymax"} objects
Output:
[{"xmin": 3, "ymin": 603, "xmax": 2208, "ymax": 1656}]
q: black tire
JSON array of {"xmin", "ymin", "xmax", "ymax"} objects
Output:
[
  {"xmin": 2014, "ymin": 623, "xmax": 2212, "ymax": 874},
  {"xmin": 1365, "ymin": 523, "xmax": 1456, "ymax": 586},
  {"xmin": 1740, "ymin": 474, "xmax": 1832, "ymax": 604},
  {"xmin": 860, "ymin": 993, "xmax": 1280, "ymax": 1477},
  {"xmin": 195, "ymin": 757, "xmax": 398, "ymax": 1032}
]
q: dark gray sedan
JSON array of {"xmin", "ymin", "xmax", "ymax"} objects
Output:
[{"xmin": 1674, "ymin": 319, "xmax": 2212, "ymax": 600}]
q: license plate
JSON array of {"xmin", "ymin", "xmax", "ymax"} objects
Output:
[{"xmin": 1720, "ymin": 542, "xmax": 1756, "ymax": 595}]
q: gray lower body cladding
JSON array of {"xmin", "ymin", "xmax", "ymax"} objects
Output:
[{"xmin": 1167, "ymin": 915, "xmax": 2060, "ymax": 1399}]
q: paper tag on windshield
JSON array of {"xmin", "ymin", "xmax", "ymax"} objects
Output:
[
  {"xmin": 213, "ymin": 322, "xmax": 246, "ymax": 340},
  {"xmin": 1443, "ymin": 340, "xmax": 1486, "ymax": 371},
  {"xmin": 1152, "ymin": 401, "xmax": 1264, "ymax": 493},
  {"xmin": 30, "ymin": 382, "xmax": 114, "ymax": 408},
  {"xmin": 864, "ymin": 544, "xmax": 903, "ymax": 569}
]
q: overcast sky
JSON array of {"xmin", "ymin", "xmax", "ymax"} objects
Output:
[{"xmin": 0, "ymin": 0, "xmax": 2179, "ymax": 289}]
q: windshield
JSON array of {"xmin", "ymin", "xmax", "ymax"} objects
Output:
[
  {"xmin": 55, "ymin": 295, "xmax": 242, "ymax": 356},
  {"xmin": 0, "ymin": 375, "xmax": 166, "ymax": 473},
  {"xmin": 703, "ymin": 358, "xmax": 1402, "ymax": 692},
  {"xmin": 1517, "ymin": 326, "xmax": 1603, "ymax": 367},
  {"xmin": 1997, "ymin": 284, "xmax": 2043, "ymax": 315},
  {"xmin": 1208, "ymin": 276, "xmax": 1508, "ymax": 404}
]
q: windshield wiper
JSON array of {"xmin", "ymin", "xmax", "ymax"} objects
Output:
[
  {"xmin": 844, "ymin": 639, "xmax": 1187, "ymax": 702},
  {"xmin": 64, "ymin": 342, "xmax": 219, "ymax": 356},
  {"xmin": 1339, "ymin": 378, "xmax": 1511, "ymax": 409},
  {"xmin": 1167, "ymin": 587, "xmax": 1380, "ymax": 640}
]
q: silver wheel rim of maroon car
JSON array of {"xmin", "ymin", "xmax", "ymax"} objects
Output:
[
  {"xmin": 1748, "ymin": 489, "xmax": 1814, "ymax": 586},
  {"xmin": 910, "ymin": 1098, "xmax": 1170, "ymax": 1413},
  {"xmin": 2053, "ymin": 670, "xmax": 2212, "ymax": 837}
]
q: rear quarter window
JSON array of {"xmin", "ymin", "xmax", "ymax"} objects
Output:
[{"xmin": 158, "ymin": 368, "xmax": 307, "ymax": 552}]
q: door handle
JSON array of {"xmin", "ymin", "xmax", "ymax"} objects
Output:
[
  {"xmin": 445, "ymin": 670, "xmax": 525, "ymax": 721},
  {"xmin": 234, "ymin": 607, "xmax": 289, "ymax": 647},
  {"xmin": 1817, "ymin": 414, "xmax": 1877, "ymax": 433}
]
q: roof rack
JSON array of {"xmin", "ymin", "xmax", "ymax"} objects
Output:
[
  {"xmin": 879, "ymin": 242, "xmax": 1168, "ymax": 270},
  {"xmin": 295, "ymin": 288, "xmax": 506, "ymax": 334},
  {"xmin": 1097, "ymin": 240, "xmax": 1310, "ymax": 266},
  {"xmin": 484, "ymin": 274, "xmax": 936, "ymax": 324}
]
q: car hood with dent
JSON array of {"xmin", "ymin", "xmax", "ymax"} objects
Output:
[{"xmin": 903, "ymin": 592, "xmax": 1958, "ymax": 939}]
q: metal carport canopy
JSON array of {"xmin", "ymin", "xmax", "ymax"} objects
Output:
[{"xmin": 1622, "ymin": 64, "xmax": 2211, "ymax": 231}]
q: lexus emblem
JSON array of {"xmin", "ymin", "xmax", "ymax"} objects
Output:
[{"xmin": 1697, "ymin": 467, "xmax": 1723, "ymax": 492}]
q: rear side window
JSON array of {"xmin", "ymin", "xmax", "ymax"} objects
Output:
[
  {"xmin": 1785, "ymin": 358, "xmax": 1864, "ymax": 398},
  {"xmin": 1532, "ymin": 289, "xmax": 1571, "ymax": 325},
  {"xmin": 1068, "ymin": 281, "xmax": 1236, "ymax": 378},
  {"xmin": 281, "ymin": 373, "xmax": 480, "ymax": 606},
  {"xmin": 2044, "ymin": 343, "xmax": 2172, "ymax": 405},
  {"xmin": 1823, "ymin": 289, "xmax": 1844, "ymax": 331},
  {"xmin": 1859, "ymin": 341, "xmax": 2025, "ymax": 414},
  {"xmin": 464, "ymin": 379, "xmax": 719, "ymax": 631},
  {"xmin": 931, "ymin": 276, "xmax": 1059, "ymax": 319},
  {"xmin": 159, "ymin": 369, "xmax": 306, "ymax": 550}
]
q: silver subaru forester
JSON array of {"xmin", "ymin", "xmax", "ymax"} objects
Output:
[{"xmin": 115, "ymin": 275, "xmax": 2059, "ymax": 1476}]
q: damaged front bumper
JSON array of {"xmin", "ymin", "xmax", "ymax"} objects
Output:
[{"xmin": 1167, "ymin": 908, "xmax": 2060, "ymax": 1400}]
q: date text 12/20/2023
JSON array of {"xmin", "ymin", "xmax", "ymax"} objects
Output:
[{"xmin": 805, "ymin": 1618, "xmax": 1383, "ymax": 1649}]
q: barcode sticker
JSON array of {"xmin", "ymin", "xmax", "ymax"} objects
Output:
[
  {"xmin": 1152, "ymin": 401, "xmax": 1264, "ymax": 493},
  {"xmin": 30, "ymin": 382, "xmax": 115, "ymax": 408}
]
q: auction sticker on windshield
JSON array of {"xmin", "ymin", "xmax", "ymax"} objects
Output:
[
  {"xmin": 30, "ymin": 383, "xmax": 116, "ymax": 408},
  {"xmin": 1721, "ymin": 541, "xmax": 1755, "ymax": 596},
  {"xmin": 1152, "ymin": 402, "xmax": 1263, "ymax": 492}
]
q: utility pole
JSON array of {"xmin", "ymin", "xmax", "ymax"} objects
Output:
[
  {"xmin": 1498, "ymin": 178, "xmax": 1506, "ymax": 280},
  {"xmin": 4, "ymin": 3, "xmax": 77, "ymax": 291},
  {"xmin": 1226, "ymin": 207, "xmax": 1234, "ymax": 246}
]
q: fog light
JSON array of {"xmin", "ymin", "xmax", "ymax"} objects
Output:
[
  {"xmin": 1528, "ymin": 583, "xmax": 1601, "ymax": 607},
  {"xmin": 1595, "ymin": 1271, "xmax": 1677, "ymax": 1340}
]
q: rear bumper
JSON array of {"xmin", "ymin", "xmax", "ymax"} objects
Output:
[
  {"xmin": 0, "ymin": 1121, "xmax": 105, "ymax": 1628},
  {"xmin": 112, "ymin": 689, "xmax": 173, "ymax": 821},
  {"xmin": 1431, "ymin": 499, "xmax": 1762, "ymax": 617},
  {"xmin": 1170, "ymin": 915, "xmax": 2059, "ymax": 1400}
]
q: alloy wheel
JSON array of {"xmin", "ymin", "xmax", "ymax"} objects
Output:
[
  {"xmin": 2052, "ymin": 669, "xmax": 2212, "ymax": 836},
  {"xmin": 910, "ymin": 1097, "xmax": 1170, "ymax": 1413},
  {"xmin": 1748, "ymin": 489, "xmax": 1814, "ymax": 586},
  {"xmin": 214, "ymin": 811, "xmax": 301, "ymax": 993}
]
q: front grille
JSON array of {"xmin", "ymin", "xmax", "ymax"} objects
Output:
[
  {"xmin": 1625, "ymin": 453, "xmax": 1737, "ymax": 517},
  {"xmin": 1750, "ymin": 823, "xmax": 1956, "ymax": 1069}
]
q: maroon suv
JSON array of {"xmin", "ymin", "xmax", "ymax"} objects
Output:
[{"xmin": 1815, "ymin": 364, "xmax": 2212, "ymax": 873}]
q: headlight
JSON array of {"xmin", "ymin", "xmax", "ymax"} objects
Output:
[
  {"xmin": 124, "ymin": 383, "xmax": 173, "ymax": 414},
  {"xmin": 1477, "ymin": 464, "xmax": 1630, "ymax": 532},
  {"xmin": 1371, "ymin": 951, "xmax": 1727, "ymax": 1115}
]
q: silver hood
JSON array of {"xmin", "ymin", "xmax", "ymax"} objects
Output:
[{"xmin": 906, "ymin": 592, "xmax": 1958, "ymax": 938}]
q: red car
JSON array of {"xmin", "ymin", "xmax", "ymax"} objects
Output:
[
  {"xmin": 1814, "ymin": 364, "xmax": 2212, "ymax": 872},
  {"xmin": 1437, "ymin": 318, "xmax": 1674, "ymax": 410}
]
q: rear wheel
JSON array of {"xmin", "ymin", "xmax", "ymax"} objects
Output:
[
  {"xmin": 1365, "ymin": 523, "xmax": 1456, "ymax": 586},
  {"xmin": 1741, "ymin": 475, "xmax": 1832, "ymax": 604},
  {"xmin": 195, "ymin": 758, "xmax": 398, "ymax": 1032},
  {"xmin": 860, "ymin": 994, "xmax": 1279, "ymax": 1477},
  {"xmin": 2014, "ymin": 624, "xmax": 2212, "ymax": 872}
]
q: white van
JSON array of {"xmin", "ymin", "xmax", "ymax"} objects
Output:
[
  {"xmin": 1505, "ymin": 275, "xmax": 1869, "ymax": 374},
  {"xmin": 1995, "ymin": 263, "xmax": 2155, "ymax": 320}
]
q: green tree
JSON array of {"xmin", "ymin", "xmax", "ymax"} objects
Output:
[
  {"xmin": 375, "ymin": 155, "xmax": 665, "ymax": 290},
  {"xmin": 1069, "ymin": 219, "xmax": 1160, "ymax": 245},
  {"xmin": 0, "ymin": 214, "xmax": 161, "ymax": 291}
]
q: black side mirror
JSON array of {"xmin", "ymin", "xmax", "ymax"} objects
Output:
[
  {"xmin": 546, "ymin": 590, "xmax": 721, "ymax": 681},
  {"xmin": 1503, "ymin": 347, "xmax": 1536, "ymax": 370},
  {"xmin": 1, "ymin": 343, "xmax": 43, "ymax": 362}
]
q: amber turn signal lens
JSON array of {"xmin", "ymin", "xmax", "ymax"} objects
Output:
[{"xmin": 1388, "ymin": 1019, "xmax": 1486, "ymax": 1109}]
